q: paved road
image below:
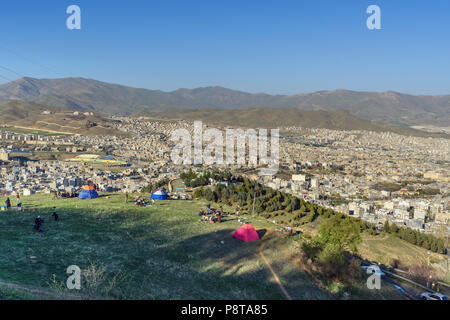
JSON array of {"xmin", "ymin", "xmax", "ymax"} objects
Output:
[
  {"xmin": 361, "ymin": 257, "xmax": 449, "ymax": 300},
  {"xmin": 383, "ymin": 277, "xmax": 422, "ymax": 300}
]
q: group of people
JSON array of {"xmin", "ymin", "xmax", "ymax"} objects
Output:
[
  {"xmin": 199, "ymin": 204, "xmax": 223, "ymax": 224},
  {"xmin": 53, "ymin": 191, "xmax": 79, "ymax": 199},
  {"xmin": 133, "ymin": 197, "xmax": 155, "ymax": 207},
  {"xmin": 33, "ymin": 207, "xmax": 59, "ymax": 232},
  {"xmin": 2, "ymin": 196, "xmax": 22, "ymax": 212},
  {"xmin": 1, "ymin": 193, "xmax": 59, "ymax": 232}
]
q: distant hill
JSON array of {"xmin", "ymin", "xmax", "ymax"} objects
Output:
[
  {"xmin": 147, "ymin": 108, "xmax": 449, "ymax": 138},
  {"xmin": 0, "ymin": 77, "xmax": 449, "ymax": 126},
  {"xmin": 0, "ymin": 101, "xmax": 121, "ymax": 136},
  {"xmin": 0, "ymin": 77, "xmax": 184, "ymax": 115}
]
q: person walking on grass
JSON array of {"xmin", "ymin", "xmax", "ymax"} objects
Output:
[
  {"xmin": 5, "ymin": 197, "xmax": 11, "ymax": 209},
  {"xmin": 16, "ymin": 193, "xmax": 20, "ymax": 203},
  {"xmin": 125, "ymin": 191, "xmax": 129, "ymax": 203},
  {"xmin": 52, "ymin": 207, "xmax": 59, "ymax": 221}
]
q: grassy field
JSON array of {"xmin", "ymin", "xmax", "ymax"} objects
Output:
[
  {"xmin": 0, "ymin": 193, "xmax": 404, "ymax": 300},
  {"xmin": 5, "ymin": 127, "xmax": 70, "ymax": 137},
  {"xmin": 359, "ymin": 234, "xmax": 449, "ymax": 275}
]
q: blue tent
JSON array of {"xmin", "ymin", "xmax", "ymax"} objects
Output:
[
  {"xmin": 150, "ymin": 188, "xmax": 168, "ymax": 200},
  {"xmin": 78, "ymin": 187, "xmax": 99, "ymax": 199}
]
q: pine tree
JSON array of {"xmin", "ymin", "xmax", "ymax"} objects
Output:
[{"xmin": 383, "ymin": 220, "xmax": 390, "ymax": 233}]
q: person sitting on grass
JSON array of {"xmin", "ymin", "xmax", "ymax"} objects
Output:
[
  {"xmin": 216, "ymin": 210, "xmax": 223, "ymax": 223},
  {"xmin": 52, "ymin": 207, "xmax": 59, "ymax": 221},
  {"xmin": 33, "ymin": 216, "xmax": 44, "ymax": 232}
]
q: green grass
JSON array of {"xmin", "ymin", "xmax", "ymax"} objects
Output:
[
  {"xmin": 359, "ymin": 233, "xmax": 448, "ymax": 274},
  {"xmin": 0, "ymin": 286, "xmax": 37, "ymax": 300},
  {"xmin": 4, "ymin": 128, "xmax": 69, "ymax": 137},
  {"xmin": 0, "ymin": 194, "xmax": 404, "ymax": 300}
]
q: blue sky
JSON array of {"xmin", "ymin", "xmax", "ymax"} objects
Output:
[{"xmin": 0, "ymin": 0, "xmax": 449, "ymax": 95}]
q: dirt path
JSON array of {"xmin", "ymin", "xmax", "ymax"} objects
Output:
[
  {"xmin": 0, "ymin": 279, "xmax": 81, "ymax": 300},
  {"xmin": 36, "ymin": 121, "xmax": 81, "ymax": 130}
]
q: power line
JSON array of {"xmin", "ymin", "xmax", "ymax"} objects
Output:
[
  {"xmin": 0, "ymin": 73, "xmax": 13, "ymax": 82},
  {"xmin": 0, "ymin": 64, "xmax": 24, "ymax": 78},
  {"xmin": 0, "ymin": 45, "xmax": 64, "ymax": 77},
  {"xmin": 0, "ymin": 62, "xmax": 78, "ymax": 108}
]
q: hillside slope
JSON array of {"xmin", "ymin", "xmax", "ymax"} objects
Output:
[
  {"xmin": 0, "ymin": 101, "xmax": 121, "ymax": 136},
  {"xmin": 0, "ymin": 193, "xmax": 405, "ymax": 300}
]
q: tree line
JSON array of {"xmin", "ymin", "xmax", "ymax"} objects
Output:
[
  {"xmin": 141, "ymin": 177, "xmax": 170, "ymax": 193},
  {"xmin": 194, "ymin": 173, "xmax": 447, "ymax": 255},
  {"xmin": 194, "ymin": 175, "xmax": 376, "ymax": 233},
  {"xmin": 383, "ymin": 221, "xmax": 447, "ymax": 254},
  {"xmin": 180, "ymin": 169, "xmax": 233, "ymax": 188}
]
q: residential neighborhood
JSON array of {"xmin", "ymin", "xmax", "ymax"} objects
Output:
[{"xmin": 1, "ymin": 118, "xmax": 448, "ymax": 239}]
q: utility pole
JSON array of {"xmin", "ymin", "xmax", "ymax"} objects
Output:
[
  {"xmin": 252, "ymin": 190, "xmax": 257, "ymax": 216},
  {"xmin": 446, "ymin": 222, "xmax": 449, "ymax": 273}
]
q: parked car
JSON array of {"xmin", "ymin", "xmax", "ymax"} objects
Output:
[{"xmin": 420, "ymin": 292, "xmax": 449, "ymax": 300}]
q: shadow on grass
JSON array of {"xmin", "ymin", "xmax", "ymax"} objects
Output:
[
  {"xmin": 257, "ymin": 229, "xmax": 267, "ymax": 239},
  {"xmin": 0, "ymin": 203, "xmax": 333, "ymax": 300}
]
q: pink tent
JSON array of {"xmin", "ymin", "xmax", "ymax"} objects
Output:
[{"xmin": 233, "ymin": 224, "xmax": 260, "ymax": 242}]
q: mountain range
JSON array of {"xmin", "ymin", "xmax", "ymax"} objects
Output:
[{"xmin": 0, "ymin": 77, "xmax": 448, "ymax": 127}]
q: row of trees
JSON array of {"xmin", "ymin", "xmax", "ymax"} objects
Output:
[
  {"xmin": 141, "ymin": 178, "xmax": 170, "ymax": 193},
  {"xmin": 195, "ymin": 176, "xmax": 376, "ymax": 280},
  {"xmin": 193, "ymin": 172, "xmax": 447, "ymax": 256},
  {"xmin": 383, "ymin": 221, "xmax": 447, "ymax": 253},
  {"xmin": 194, "ymin": 176, "xmax": 377, "ymax": 233},
  {"xmin": 180, "ymin": 169, "xmax": 233, "ymax": 188}
]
